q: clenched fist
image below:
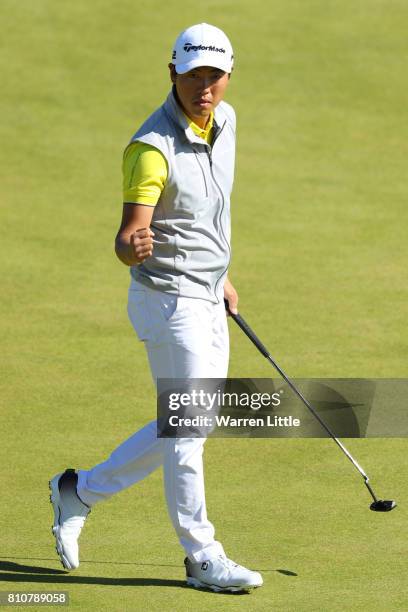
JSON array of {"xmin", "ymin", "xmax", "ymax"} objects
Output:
[{"xmin": 130, "ymin": 227, "xmax": 155, "ymax": 264}]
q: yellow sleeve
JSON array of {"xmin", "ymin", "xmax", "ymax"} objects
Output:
[{"xmin": 122, "ymin": 141, "xmax": 168, "ymax": 206}]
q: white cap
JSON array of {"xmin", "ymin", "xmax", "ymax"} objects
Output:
[{"xmin": 172, "ymin": 23, "xmax": 234, "ymax": 74}]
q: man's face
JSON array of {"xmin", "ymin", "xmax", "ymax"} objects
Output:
[{"xmin": 169, "ymin": 64, "xmax": 230, "ymax": 127}]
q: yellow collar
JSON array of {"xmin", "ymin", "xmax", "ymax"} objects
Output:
[{"xmin": 184, "ymin": 112, "xmax": 214, "ymax": 143}]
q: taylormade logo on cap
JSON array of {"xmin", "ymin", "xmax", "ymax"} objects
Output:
[
  {"xmin": 183, "ymin": 43, "xmax": 226, "ymax": 54},
  {"xmin": 172, "ymin": 23, "xmax": 234, "ymax": 75}
]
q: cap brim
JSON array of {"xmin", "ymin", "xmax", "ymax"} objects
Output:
[{"xmin": 175, "ymin": 56, "xmax": 232, "ymax": 74}]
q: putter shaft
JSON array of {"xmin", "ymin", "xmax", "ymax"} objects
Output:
[{"xmin": 225, "ymin": 302, "xmax": 380, "ymax": 505}]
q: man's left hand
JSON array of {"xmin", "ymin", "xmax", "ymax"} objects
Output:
[{"xmin": 224, "ymin": 278, "xmax": 238, "ymax": 315}]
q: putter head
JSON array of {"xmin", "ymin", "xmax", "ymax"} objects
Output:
[{"xmin": 370, "ymin": 500, "xmax": 396, "ymax": 512}]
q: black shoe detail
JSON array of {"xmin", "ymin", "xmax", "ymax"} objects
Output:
[
  {"xmin": 58, "ymin": 469, "xmax": 77, "ymax": 492},
  {"xmin": 56, "ymin": 469, "xmax": 90, "ymax": 509}
]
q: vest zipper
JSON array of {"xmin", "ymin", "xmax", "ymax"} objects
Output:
[{"xmin": 207, "ymin": 121, "xmax": 231, "ymax": 303}]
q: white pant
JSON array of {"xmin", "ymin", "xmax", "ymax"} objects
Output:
[{"xmin": 77, "ymin": 279, "xmax": 229, "ymax": 562}]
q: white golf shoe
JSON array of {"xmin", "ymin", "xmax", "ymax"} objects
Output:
[
  {"xmin": 49, "ymin": 469, "xmax": 90, "ymax": 570},
  {"xmin": 185, "ymin": 554, "xmax": 263, "ymax": 593}
]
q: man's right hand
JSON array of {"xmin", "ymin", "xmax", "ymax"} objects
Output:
[
  {"xmin": 115, "ymin": 203, "xmax": 155, "ymax": 267},
  {"xmin": 130, "ymin": 227, "xmax": 155, "ymax": 264}
]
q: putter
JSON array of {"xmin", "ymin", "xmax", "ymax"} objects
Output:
[{"xmin": 225, "ymin": 300, "xmax": 396, "ymax": 512}]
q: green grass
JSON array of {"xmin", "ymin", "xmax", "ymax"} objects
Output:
[{"xmin": 1, "ymin": 1, "xmax": 407, "ymax": 610}]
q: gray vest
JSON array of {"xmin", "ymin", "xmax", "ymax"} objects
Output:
[{"xmin": 127, "ymin": 88, "xmax": 236, "ymax": 303}]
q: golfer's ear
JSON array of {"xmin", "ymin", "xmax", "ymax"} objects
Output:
[{"xmin": 168, "ymin": 63, "xmax": 177, "ymax": 83}]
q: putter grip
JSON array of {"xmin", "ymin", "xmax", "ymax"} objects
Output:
[{"xmin": 224, "ymin": 300, "xmax": 270, "ymax": 358}]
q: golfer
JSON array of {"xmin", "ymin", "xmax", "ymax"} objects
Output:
[{"xmin": 49, "ymin": 23, "xmax": 263, "ymax": 593}]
